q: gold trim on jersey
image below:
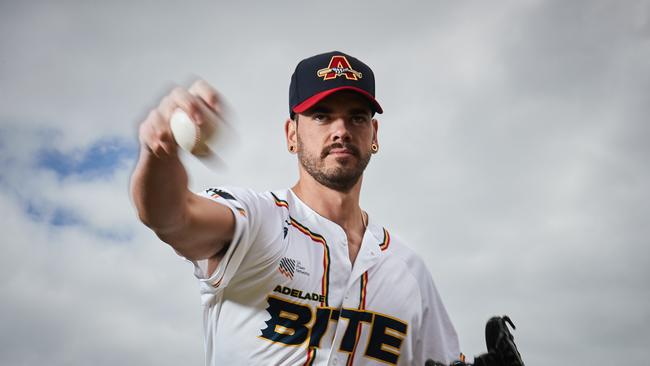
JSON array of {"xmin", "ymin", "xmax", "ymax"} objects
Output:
[
  {"xmin": 270, "ymin": 192, "xmax": 331, "ymax": 307},
  {"xmin": 303, "ymin": 347, "xmax": 317, "ymax": 366},
  {"xmin": 289, "ymin": 217, "xmax": 331, "ymax": 307},
  {"xmin": 346, "ymin": 271, "xmax": 369, "ymax": 366},
  {"xmin": 271, "ymin": 192, "xmax": 289, "ymax": 208},
  {"xmin": 378, "ymin": 228, "xmax": 391, "ymax": 251}
]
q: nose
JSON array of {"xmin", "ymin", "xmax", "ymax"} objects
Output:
[{"xmin": 330, "ymin": 117, "xmax": 352, "ymax": 142}]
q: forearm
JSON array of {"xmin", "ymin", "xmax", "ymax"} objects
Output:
[
  {"xmin": 131, "ymin": 146, "xmax": 190, "ymax": 233},
  {"xmin": 131, "ymin": 81, "xmax": 235, "ymax": 261}
]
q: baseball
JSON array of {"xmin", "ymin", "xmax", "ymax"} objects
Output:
[{"xmin": 169, "ymin": 109, "xmax": 214, "ymax": 156}]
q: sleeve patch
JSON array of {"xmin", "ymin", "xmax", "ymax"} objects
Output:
[{"xmin": 205, "ymin": 188, "xmax": 238, "ymax": 201}]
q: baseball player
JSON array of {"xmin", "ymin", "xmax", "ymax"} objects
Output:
[{"xmin": 131, "ymin": 51, "xmax": 461, "ymax": 365}]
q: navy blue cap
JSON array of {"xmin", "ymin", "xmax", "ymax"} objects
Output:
[{"xmin": 289, "ymin": 51, "xmax": 383, "ymax": 118}]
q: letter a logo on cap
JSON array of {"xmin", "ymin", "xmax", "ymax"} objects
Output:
[{"xmin": 317, "ymin": 56, "xmax": 363, "ymax": 81}]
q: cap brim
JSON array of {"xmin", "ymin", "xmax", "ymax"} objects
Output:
[{"xmin": 292, "ymin": 86, "xmax": 383, "ymax": 115}]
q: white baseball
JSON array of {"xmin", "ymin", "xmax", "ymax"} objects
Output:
[{"xmin": 169, "ymin": 109, "xmax": 214, "ymax": 156}]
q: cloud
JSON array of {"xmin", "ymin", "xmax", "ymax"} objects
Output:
[
  {"xmin": 0, "ymin": 124, "xmax": 138, "ymax": 240},
  {"xmin": 0, "ymin": 123, "xmax": 206, "ymax": 365},
  {"xmin": 0, "ymin": 191, "xmax": 204, "ymax": 366},
  {"xmin": 1, "ymin": 0, "xmax": 649, "ymax": 364}
]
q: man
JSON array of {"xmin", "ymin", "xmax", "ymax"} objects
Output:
[{"xmin": 131, "ymin": 51, "xmax": 461, "ymax": 365}]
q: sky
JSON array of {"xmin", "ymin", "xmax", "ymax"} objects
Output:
[{"xmin": 1, "ymin": 0, "xmax": 649, "ymax": 364}]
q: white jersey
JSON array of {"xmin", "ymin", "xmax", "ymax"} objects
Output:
[{"xmin": 189, "ymin": 187, "xmax": 460, "ymax": 365}]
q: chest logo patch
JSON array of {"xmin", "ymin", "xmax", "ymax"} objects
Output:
[
  {"xmin": 278, "ymin": 257, "xmax": 310, "ymax": 279},
  {"xmin": 278, "ymin": 257, "xmax": 296, "ymax": 279}
]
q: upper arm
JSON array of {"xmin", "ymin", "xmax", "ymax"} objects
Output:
[
  {"xmin": 164, "ymin": 187, "xmax": 285, "ymax": 291},
  {"xmin": 156, "ymin": 191, "xmax": 236, "ymax": 262}
]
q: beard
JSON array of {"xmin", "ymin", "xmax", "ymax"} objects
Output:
[{"xmin": 297, "ymin": 136, "xmax": 372, "ymax": 192}]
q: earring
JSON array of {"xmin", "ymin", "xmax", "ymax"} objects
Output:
[
  {"xmin": 289, "ymin": 145, "xmax": 296, "ymax": 153},
  {"xmin": 371, "ymin": 143, "xmax": 379, "ymax": 153}
]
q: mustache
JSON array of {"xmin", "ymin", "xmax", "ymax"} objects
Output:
[{"xmin": 321, "ymin": 143, "xmax": 360, "ymax": 159}]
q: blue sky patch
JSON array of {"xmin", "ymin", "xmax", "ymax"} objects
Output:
[
  {"xmin": 37, "ymin": 137, "xmax": 137, "ymax": 179},
  {"xmin": 24, "ymin": 199, "xmax": 132, "ymax": 240},
  {"xmin": 25, "ymin": 200, "xmax": 82, "ymax": 227}
]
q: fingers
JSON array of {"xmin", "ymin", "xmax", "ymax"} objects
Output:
[
  {"xmin": 138, "ymin": 79, "xmax": 221, "ymax": 159},
  {"xmin": 159, "ymin": 87, "xmax": 202, "ymax": 123},
  {"xmin": 189, "ymin": 79, "xmax": 221, "ymax": 114},
  {"xmin": 139, "ymin": 109, "xmax": 178, "ymax": 158}
]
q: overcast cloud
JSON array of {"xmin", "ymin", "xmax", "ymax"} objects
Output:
[{"xmin": 1, "ymin": 0, "xmax": 649, "ymax": 364}]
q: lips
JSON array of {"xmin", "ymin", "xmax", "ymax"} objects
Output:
[
  {"xmin": 329, "ymin": 148, "xmax": 354, "ymax": 155},
  {"xmin": 322, "ymin": 144, "xmax": 359, "ymax": 158}
]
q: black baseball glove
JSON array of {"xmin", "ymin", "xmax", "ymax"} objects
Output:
[{"xmin": 425, "ymin": 315, "xmax": 525, "ymax": 366}]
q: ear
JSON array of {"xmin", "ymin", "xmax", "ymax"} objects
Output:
[
  {"xmin": 285, "ymin": 118, "xmax": 297, "ymax": 150},
  {"xmin": 371, "ymin": 118, "xmax": 379, "ymax": 145}
]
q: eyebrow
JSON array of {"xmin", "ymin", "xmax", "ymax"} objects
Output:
[
  {"xmin": 307, "ymin": 106, "xmax": 371, "ymax": 116},
  {"xmin": 308, "ymin": 106, "xmax": 333, "ymax": 114},
  {"xmin": 348, "ymin": 108, "xmax": 372, "ymax": 116}
]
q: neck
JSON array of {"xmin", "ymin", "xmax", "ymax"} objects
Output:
[{"xmin": 291, "ymin": 172, "xmax": 365, "ymax": 233}]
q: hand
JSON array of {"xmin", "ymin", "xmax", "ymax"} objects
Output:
[{"xmin": 138, "ymin": 80, "xmax": 222, "ymax": 158}]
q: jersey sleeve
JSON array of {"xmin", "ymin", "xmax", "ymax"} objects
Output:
[
  {"xmin": 189, "ymin": 187, "xmax": 284, "ymax": 303},
  {"xmin": 415, "ymin": 269, "xmax": 461, "ymax": 364}
]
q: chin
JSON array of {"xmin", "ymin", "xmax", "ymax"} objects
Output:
[{"xmin": 332, "ymin": 157, "xmax": 354, "ymax": 166}]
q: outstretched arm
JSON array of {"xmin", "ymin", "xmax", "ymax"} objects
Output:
[{"xmin": 130, "ymin": 80, "xmax": 234, "ymax": 263}]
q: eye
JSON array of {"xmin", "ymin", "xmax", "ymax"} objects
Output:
[
  {"xmin": 351, "ymin": 115, "xmax": 370, "ymax": 125},
  {"xmin": 313, "ymin": 113, "xmax": 329, "ymax": 123}
]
